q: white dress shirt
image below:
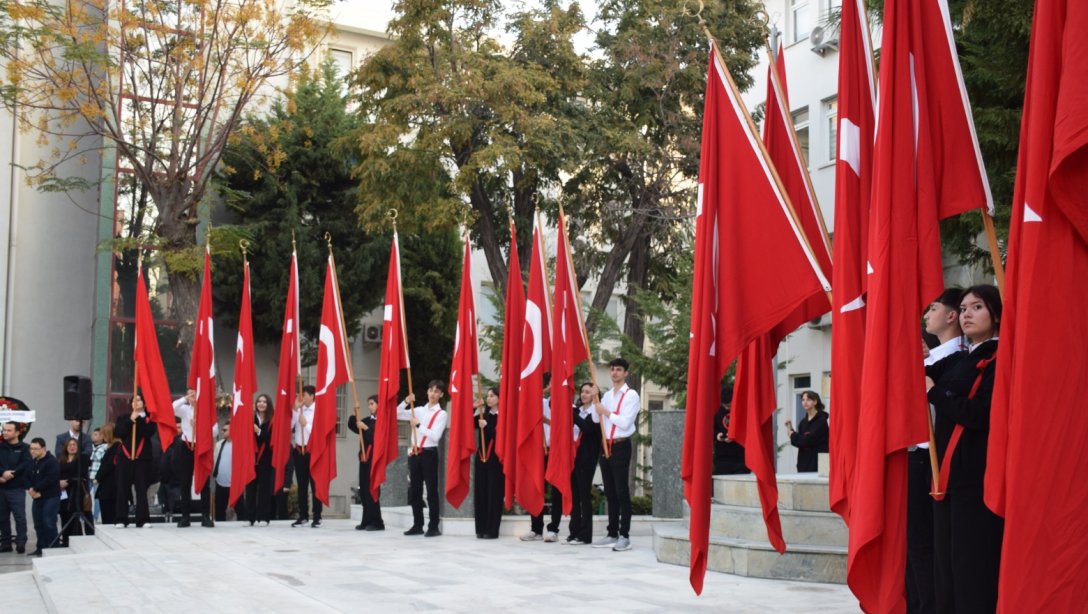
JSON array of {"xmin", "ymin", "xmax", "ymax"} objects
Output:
[
  {"xmin": 291, "ymin": 404, "xmax": 315, "ymax": 447},
  {"xmin": 600, "ymin": 384, "xmax": 640, "ymax": 440},
  {"xmin": 172, "ymin": 397, "xmax": 219, "ymax": 444},
  {"xmin": 213, "ymin": 439, "xmax": 232, "ymax": 487},
  {"xmin": 397, "ymin": 401, "xmax": 448, "ymax": 451}
]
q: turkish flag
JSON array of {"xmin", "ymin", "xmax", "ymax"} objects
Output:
[
  {"xmin": 445, "ymin": 235, "xmax": 479, "ymax": 509},
  {"xmin": 682, "ymin": 43, "xmax": 829, "ymax": 595},
  {"xmin": 828, "ymin": 0, "xmax": 876, "ymax": 525},
  {"xmin": 546, "ymin": 210, "xmax": 587, "ymax": 515},
  {"xmin": 515, "ymin": 223, "xmax": 551, "ymax": 517},
  {"xmin": 370, "ymin": 233, "xmax": 410, "ymax": 500},
  {"xmin": 188, "ymin": 247, "xmax": 217, "ymax": 492},
  {"xmin": 229, "ymin": 260, "xmax": 257, "ymax": 507},
  {"xmin": 496, "ymin": 221, "xmax": 525, "ymax": 509},
  {"xmin": 271, "ymin": 250, "xmax": 300, "ymax": 492},
  {"xmin": 985, "ymin": 2, "xmax": 1088, "ymax": 610},
  {"xmin": 310, "ymin": 255, "xmax": 350, "ymax": 506},
  {"xmin": 848, "ymin": 1, "xmax": 992, "ymax": 611},
  {"xmin": 133, "ymin": 264, "xmax": 177, "ymax": 451}
]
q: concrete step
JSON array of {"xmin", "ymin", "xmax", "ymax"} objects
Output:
[
  {"xmin": 713, "ymin": 473, "xmax": 833, "ymax": 512},
  {"xmin": 653, "ymin": 524, "xmax": 846, "ymax": 584},
  {"xmin": 360, "ymin": 505, "xmax": 680, "ymax": 538},
  {"xmin": 0, "ymin": 570, "xmax": 48, "ymax": 613},
  {"xmin": 708, "ymin": 503, "xmax": 847, "ymax": 548}
]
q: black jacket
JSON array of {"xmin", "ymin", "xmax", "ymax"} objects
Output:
[
  {"xmin": 114, "ymin": 413, "xmax": 156, "ymax": 462},
  {"xmin": 95, "ymin": 443, "xmax": 120, "ymax": 500},
  {"xmin": 572, "ymin": 405, "xmax": 600, "ymax": 466},
  {"xmin": 255, "ymin": 415, "xmax": 273, "ymax": 467},
  {"xmin": 927, "ymin": 339, "xmax": 998, "ymax": 490},
  {"xmin": 0, "ymin": 439, "xmax": 32, "ymax": 489},
  {"xmin": 790, "ymin": 410, "xmax": 830, "ymax": 472},
  {"xmin": 29, "ymin": 452, "xmax": 60, "ymax": 499},
  {"xmin": 348, "ymin": 414, "xmax": 377, "ymax": 461}
]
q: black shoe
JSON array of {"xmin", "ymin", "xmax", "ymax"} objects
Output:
[
  {"xmin": 364, "ymin": 524, "xmax": 385, "ymax": 532},
  {"xmin": 484, "ymin": 533, "xmax": 499, "ymax": 539},
  {"xmin": 311, "ymin": 519, "xmax": 322, "ymax": 528},
  {"xmin": 403, "ymin": 526, "xmax": 424, "ymax": 536},
  {"xmin": 424, "ymin": 528, "xmax": 441, "ymax": 537},
  {"xmin": 355, "ymin": 522, "xmax": 368, "ymax": 531},
  {"xmin": 0, "ymin": 544, "xmax": 11, "ymax": 553},
  {"xmin": 16, "ymin": 544, "xmax": 25, "ymax": 554},
  {"xmin": 177, "ymin": 518, "xmax": 191, "ymax": 528},
  {"xmin": 291, "ymin": 519, "xmax": 308, "ymax": 528},
  {"xmin": 476, "ymin": 533, "xmax": 484, "ymax": 539},
  {"xmin": 27, "ymin": 550, "xmax": 42, "ymax": 557},
  {"xmin": 201, "ymin": 518, "xmax": 215, "ymax": 528}
]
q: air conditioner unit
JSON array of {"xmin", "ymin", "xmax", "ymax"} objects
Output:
[
  {"xmin": 362, "ymin": 324, "xmax": 382, "ymax": 344},
  {"xmin": 810, "ymin": 25, "xmax": 840, "ymax": 55}
]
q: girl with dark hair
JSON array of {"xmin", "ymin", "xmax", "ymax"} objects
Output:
[
  {"xmin": 114, "ymin": 392, "xmax": 156, "ymax": 528},
  {"xmin": 473, "ymin": 387, "xmax": 503, "ymax": 539},
  {"xmin": 58, "ymin": 437, "xmax": 93, "ymax": 543},
  {"xmin": 246, "ymin": 393, "xmax": 275, "ymax": 526},
  {"xmin": 785, "ymin": 390, "xmax": 829, "ymax": 472},
  {"xmin": 348, "ymin": 394, "xmax": 384, "ymax": 531},
  {"xmin": 925, "ymin": 284, "xmax": 1003, "ymax": 612}
]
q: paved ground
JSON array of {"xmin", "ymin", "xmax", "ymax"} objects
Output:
[{"xmin": 24, "ymin": 518, "xmax": 860, "ymax": 613}]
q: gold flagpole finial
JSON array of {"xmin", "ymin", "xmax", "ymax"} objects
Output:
[
  {"xmin": 291, "ymin": 228, "xmax": 297, "ymax": 252},
  {"xmin": 324, "ymin": 231, "xmax": 333, "ymax": 254},
  {"xmin": 239, "ymin": 239, "xmax": 250, "ymax": 260},
  {"xmin": 387, "ymin": 208, "xmax": 398, "ymax": 231}
]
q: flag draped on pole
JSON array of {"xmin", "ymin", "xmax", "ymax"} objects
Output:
[
  {"xmin": 272, "ymin": 249, "xmax": 300, "ymax": 492},
  {"xmin": 445, "ymin": 235, "xmax": 480, "ymax": 509},
  {"xmin": 229, "ymin": 259, "xmax": 257, "ymax": 507},
  {"xmin": 828, "ymin": 0, "xmax": 876, "ymax": 525},
  {"xmin": 682, "ymin": 42, "xmax": 830, "ymax": 596},
  {"xmin": 848, "ymin": 1, "xmax": 992, "ymax": 610},
  {"xmin": 134, "ymin": 264, "xmax": 177, "ymax": 451},
  {"xmin": 496, "ymin": 222, "xmax": 525, "ymax": 509},
  {"xmin": 515, "ymin": 222, "xmax": 551, "ymax": 517},
  {"xmin": 729, "ymin": 43, "xmax": 834, "ymax": 555},
  {"xmin": 189, "ymin": 246, "xmax": 217, "ymax": 492},
  {"xmin": 310, "ymin": 254, "xmax": 350, "ymax": 506},
  {"xmin": 546, "ymin": 209, "xmax": 586, "ymax": 515},
  {"xmin": 370, "ymin": 233, "xmax": 409, "ymax": 500},
  {"xmin": 985, "ymin": 2, "xmax": 1088, "ymax": 610}
]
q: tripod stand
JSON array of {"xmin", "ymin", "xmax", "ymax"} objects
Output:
[{"xmin": 51, "ymin": 421, "xmax": 93, "ymax": 547}]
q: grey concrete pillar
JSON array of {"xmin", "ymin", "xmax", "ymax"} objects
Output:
[{"xmin": 652, "ymin": 409, "xmax": 685, "ymax": 518}]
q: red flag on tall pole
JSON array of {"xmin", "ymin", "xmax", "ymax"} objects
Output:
[
  {"xmin": 546, "ymin": 208, "xmax": 587, "ymax": 515},
  {"xmin": 271, "ymin": 247, "xmax": 300, "ymax": 492},
  {"xmin": 515, "ymin": 221, "xmax": 551, "ymax": 517},
  {"xmin": 682, "ymin": 42, "xmax": 830, "ymax": 595},
  {"xmin": 134, "ymin": 264, "xmax": 178, "ymax": 451},
  {"xmin": 445, "ymin": 234, "xmax": 480, "ymax": 509},
  {"xmin": 848, "ymin": 0, "xmax": 992, "ymax": 610},
  {"xmin": 828, "ymin": 0, "xmax": 876, "ymax": 525},
  {"xmin": 985, "ymin": 2, "xmax": 1088, "ymax": 610},
  {"xmin": 189, "ymin": 246, "xmax": 217, "ymax": 492},
  {"xmin": 229, "ymin": 257, "xmax": 257, "ymax": 507},
  {"xmin": 370, "ymin": 232, "xmax": 410, "ymax": 500},
  {"xmin": 310, "ymin": 252, "xmax": 350, "ymax": 506},
  {"xmin": 496, "ymin": 221, "xmax": 525, "ymax": 509}
]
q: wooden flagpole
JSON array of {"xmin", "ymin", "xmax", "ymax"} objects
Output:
[
  {"xmin": 390, "ymin": 210, "xmax": 418, "ymax": 452},
  {"xmin": 131, "ymin": 248, "xmax": 143, "ymax": 461},
  {"xmin": 981, "ymin": 211, "xmax": 1006, "ymax": 296}
]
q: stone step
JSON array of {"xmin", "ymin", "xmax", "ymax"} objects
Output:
[
  {"xmin": 0, "ymin": 570, "xmax": 48, "ymax": 614},
  {"xmin": 713, "ymin": 473, "xmax": 833, "ymax": 512},
  {"xmin": 653, "ymin": 524, "xmax": 846, "ymax": 584},
  {"xmin": 361, "ymin": 505, "xmax": 679, "ymax": 538},
  {"xmin": 707, "ymin": 503, "xmax": 847, "ymax": 548}
]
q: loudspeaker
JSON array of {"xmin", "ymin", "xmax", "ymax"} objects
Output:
[{"xmin": 63, "ymin": 375, "xmax": 93, "ymax": 421}]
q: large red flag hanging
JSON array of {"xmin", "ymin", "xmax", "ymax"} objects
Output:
[
  {"xmin": 729, "ymin": 43, "xmax": 835, "ymax": 555},
  {"xmin": 310, "ymin": 254, "xmax": 350, "ymax": 505},
  {"xmin": 828, "ymin": 0, "xmax": 876, "ymax": 525},
  {"xmin": 445, "ymin": 235, "xmax": 480, "ymax": 509},
  {"xmin": 229, "ymin": 259, "xmax": 257, "ymax": 507},
  {"xmin": 546, "ymin": 209, "xmax": 587, "ymax": 515},
  {"xmin": 848, "ymin": 1, "xmax": 992, "ymax": 610},
  {"xmin": 188, "ymin": 246, "xmax": 217, "ymax": 492},
  {"xmin": 370, "ymin": 233, "xmax": 410, "ymax": 500},
  {"xmin": 496, "ymin": 221, "xmax": 525, "ymax": 509},
  {"xmin": 134, "ymin": 264, "xmax": 177, "ymax": 451},
  {"xmin": 515, "ymin": 222, "xmax": 551, "ymax": 517},
  {"xmin": 682, "ymin": 42, "xmax": 829, "ymax": 595},
  {"xmin": 984, "ymin": 2, "xmax": 1088, "ymax": 610},
  {"xmin": 271, "ymin": 249, "xmax": 300, "ymax": 492}
]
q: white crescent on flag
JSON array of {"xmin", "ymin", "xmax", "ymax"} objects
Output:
[
  {"xmin": 521, "ymin": 300, "xmax": 543, "ymax": 379},
  {"xmin": 316, "ymin": 324, "xmax": 337, "ymax": 396}
]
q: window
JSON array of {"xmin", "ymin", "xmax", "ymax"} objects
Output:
[
  {"xmin": 792, "ymin": 107, "xmax": 810, "ymax": 167},
  {"xmin": 792, "ymin": 0, "xmax": 812, "ymax": 43},
  {"xmin": 329, "ymin": 48, "xmax": 354, "ymax": 79},
  {"xmin": 649, "ymin": 399, "xmax": 665, "ymax": 412},
  {"xmin": 336, "ymin": 387, "xmax": 346, "ymax": 436},
  {"xmin": 823, "ymin": 97, "xmax": 838, "ymax": 163}
]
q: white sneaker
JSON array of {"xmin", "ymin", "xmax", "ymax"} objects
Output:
[
  {"xmin": 114, "ymin": 524, "xmax": 124, "ymax": 529},
  {"xmin": 543, "ymin": 531, "xmax": 558, "ymax": 543},
  {"xmin": 591, "ymin": 536, "xmax": 618, "ymax": 548},
  {"xmin": 612, "ymin": 536, "xmax": 632, "ymax": 551},
  {"xmin": 519, "ymin": 531, "xmax": 542, "ymax": 542}
]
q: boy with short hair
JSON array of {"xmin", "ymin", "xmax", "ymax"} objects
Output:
[{"xmin": 397, "ymin": 381, "xmax": 448, "ymax": 537}]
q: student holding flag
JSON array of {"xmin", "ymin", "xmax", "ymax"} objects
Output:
[
  {"xmin": 397, "ymin": 382, "xmax": 448, "ymax": 537},
  {"xmin": 290, "ymin": 386, "xmax": 321, "ymax": 528},
  {"xmin": 592, "ymin": 358, "xmax": 640, "ymax": 552},
  {"xmin": 347, "ymin": 395, "xmax": 383, "ymax": 531},
  {"xmin": 473, "ymin": 387, "xmax": 503, "ymax": 539}
]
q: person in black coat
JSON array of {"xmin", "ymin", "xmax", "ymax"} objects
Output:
[
  {"xmin": 925, "ymin": 284, "xmax": 1003, "ymax": 614},
  {"xmin": 348, "ymin": 395, "xmax": 384, "ymax": 531},
  {"xmin": 0, "ymin": 421, "xmax": 33, "ymax": 553},
  {"xmin": 786, "ymin": 391, "xmax": 829, "ymax": 472},
  {"xmin": 114, "ymin": 393, "xmax": 157, "ymax": 527},
  {"xmin": 567, "ymin": 383, "xmax": 600, "ymax": 545},
  {"xmin": 57, "ymin": 438, "xmax": 94, "ymax": 543},
  {"xmin": 95, "ymin": 424, "xmax": 120, "ymax": 527},
  {"xmin": 473, "ymin": 388, "xmax": 503, "ymax": 540},
  {"xmin": 27, "ymin": 438, "xmax": 60, "ymax": 555},
  {"xmin": 714, "ymin": 385, "xmax": 749, "ymax": 475},
  {"xmin": 246, "ymin": 394, "xmax": 275, "ymax": 526}
]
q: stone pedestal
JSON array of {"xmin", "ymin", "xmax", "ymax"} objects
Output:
[{"xmin": 652, "ymin": 410, "xmax": 685, "ymax": 518}]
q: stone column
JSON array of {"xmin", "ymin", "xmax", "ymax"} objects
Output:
[{"xmin": 652, "ymin": 409, "xmax": 685, "ymax": 518}]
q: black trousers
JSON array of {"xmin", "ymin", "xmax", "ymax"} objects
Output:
[
  {"xmin": 292, "ymin": 449, "xmax": 322, "ymax": 521},
  {"xmin": 599, "ymin": 439, "xmax": 632, "ymax": 538},
  {"xmin": 473, "ymin": 456, "xmax": 503, "ymax": 537},
  {"xmin": 907, "ymin": 448, "xmax": 936, "ymax": 614},
  {"xmin": 569, "ymin": 452, "xmax": 596, "ymax": 542},
  {"xmin": 175, "ymin": 445, "xmax": 211, "ymax": 520},
  {"xmin": 214, "ymin": 483, "xmax": 243, "ymax": 521},
  {"xmin": 933, "ymin": 485, "xmax": 1004, "ymax": 614},
  {"xmin": 358, "ymin": 458, "xmax": 383, "ymax": 528},
  {"xmin": 408, "ymin": 448, "xmax": 440, "ymax": 530},
  {"xmin": 246, "ymin": 464, "xmax": 274, "ymax": 524},
  {"xmin": 115, "ymin": 457, "xmax": 151, "ymax": 526},
  {"xmin": 531, "ymin": 484, "xmax": 563, "ymax": 534}
]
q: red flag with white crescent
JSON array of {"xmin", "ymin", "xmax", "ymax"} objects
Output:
[
  {"xmin": 272, "ymin": 249, "xmax": 300, "ymax": 492},
  {"xmin": 496, "ymin": 222, "xmax": 525, "ymax": 509},
  {"xmin": 229, "ymin": 260, "xmax": 257, "ymax": 507},
  {"xmin": 189, "ymin": 247, "xmax": 217, "ymax": 492},
  {"xmin": 370, "ymin": 233, "xmax": 410, "ymax": 500},
  {"xmin": 310, "ymin": 255, "xmax": 350, "ymax": 505}
]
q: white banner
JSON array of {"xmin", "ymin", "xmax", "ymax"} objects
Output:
[{"xmin": 0, "ymin": 409, "xmax": 35, "ymax": 423}]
